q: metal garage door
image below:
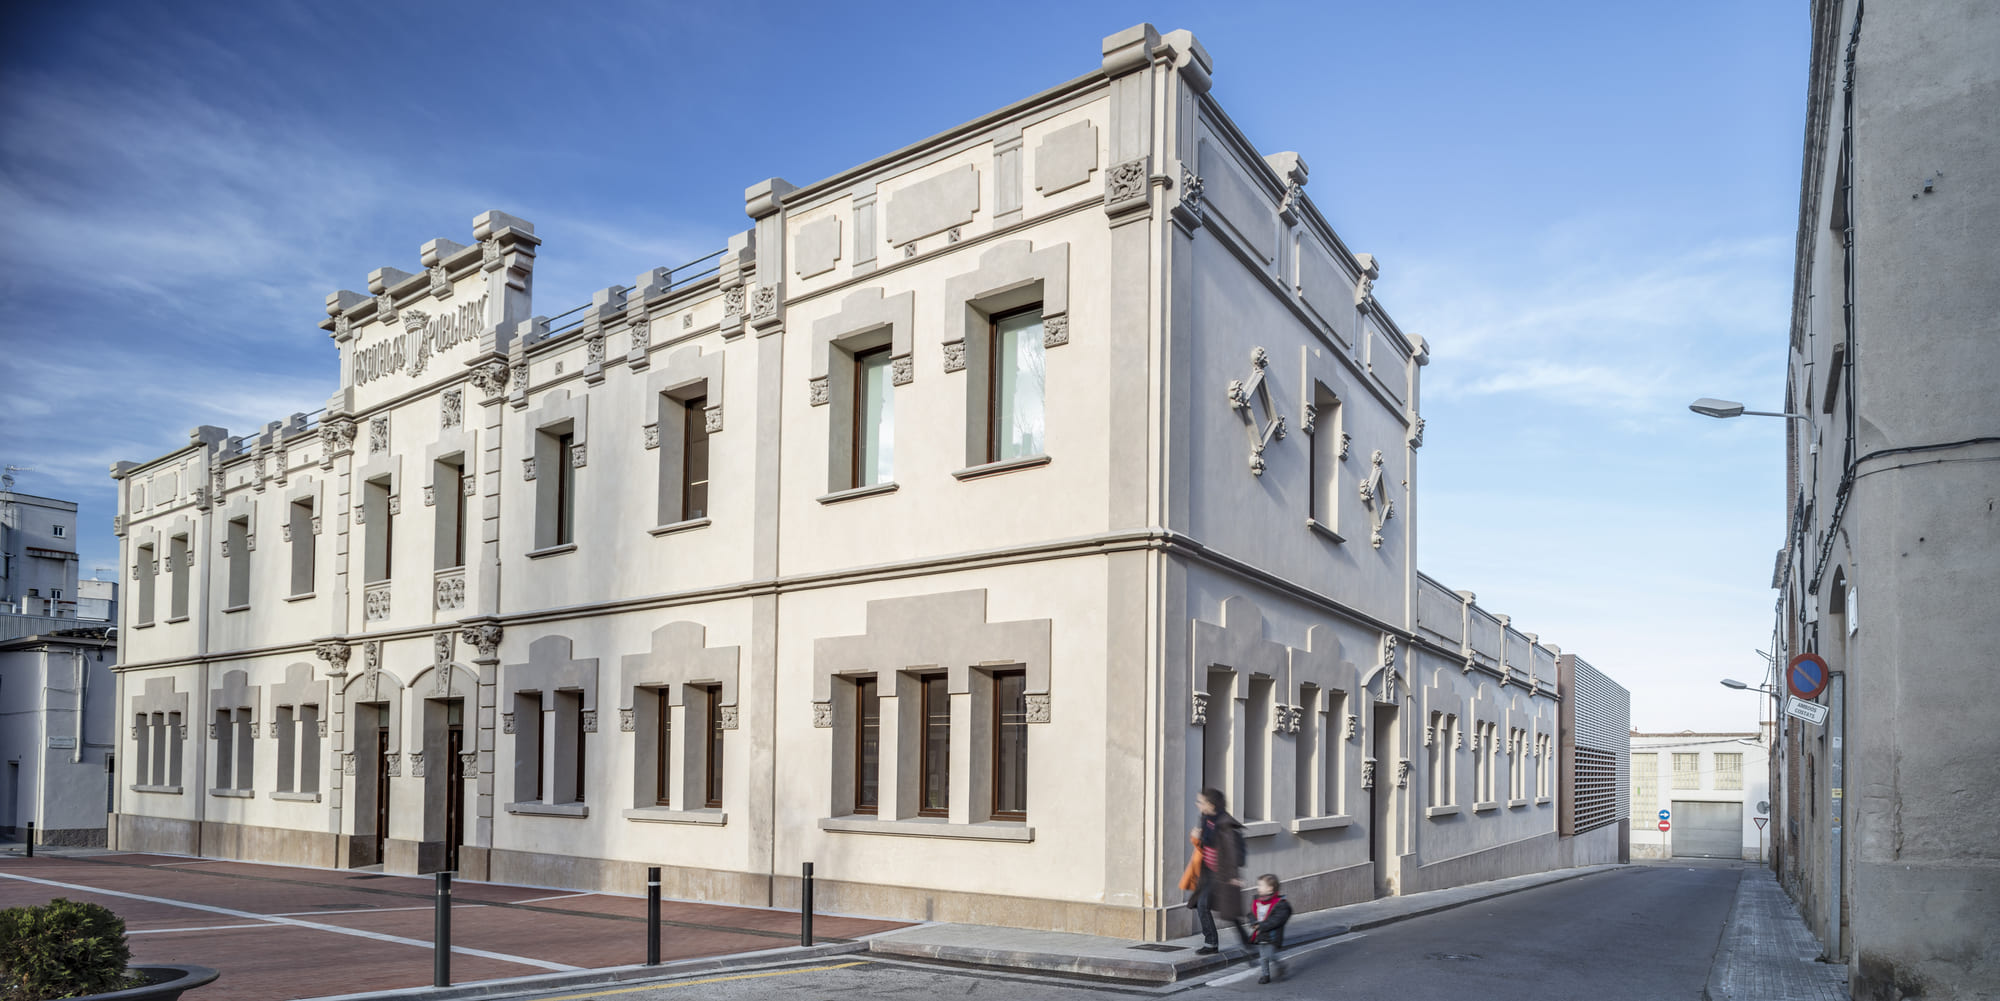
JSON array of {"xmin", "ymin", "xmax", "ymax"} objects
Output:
[{"xmin": 1671, "ymin": 800, "xmax": 1742, "ymax": 859}]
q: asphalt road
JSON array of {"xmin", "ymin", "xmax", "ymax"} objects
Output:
[{"xmin": 501, "ymin": 860, "xmax": 1744, "ymax": 1001}]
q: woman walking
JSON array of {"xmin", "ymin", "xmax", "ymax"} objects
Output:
[{"xmin": 1190, "ymin": 787, "xmax": 1249, "ymax": 955}]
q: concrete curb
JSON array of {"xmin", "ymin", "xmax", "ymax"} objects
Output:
[
  {"xmin": 1703, "ymin": 867, "xmax": 1750, "ymax": 1001},
  {"xmin": 294, "ymin": 940, "xmax": 869, "ymax": 1001},
  {"xmin": 868, "ymin": 864, "xmax": 1631, "ymax": 984}
]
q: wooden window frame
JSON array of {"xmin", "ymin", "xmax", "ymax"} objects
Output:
[
  {"xmin": 654, "ymin": 688, "xmax": 671, "ymax": 807},
  {"xmin": 990, "ymin": 669, "xmax": 1028, "ymax": 821},
  {"xmin": 681, "ymin": 395, "xmax": 709, "ymax": 520},
  {"xmin": 854, "ymin": 676, "xmax": 880, "ymax": 816},
  {"xmin": 703, "ymin": 684, "xmax": 724, "ymax": 809}
]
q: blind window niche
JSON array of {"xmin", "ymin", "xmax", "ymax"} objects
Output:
[
  {"xmin": 168, "ymin": 534, "xmax": 191, "ymax": 618},
  {"xmin": 289, "ymin": 499, "xmax": 315, "ymax": 595},
  {"xmin": 135, "ymin": 543, "xmax": 156, "ymax": 624},
  {"xmin": 434, "ymin": 458, "xmax": 467, "ymax": 570},
  {"xmin": 1308, "ymin": 384, "xmax": 1342, "ymax": 535},
  {"xmin": 226, "ymin": 517, "xmax": 251, "ymax": 608}
]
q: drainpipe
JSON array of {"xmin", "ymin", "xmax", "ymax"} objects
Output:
[{"xmin": 1827, "ymin": 672, "xmax": 1845, "ymax": 960}]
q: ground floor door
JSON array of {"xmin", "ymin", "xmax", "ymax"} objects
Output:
[
  {"xmin": 1370, "ymin": 703, "xmax": 1398, "ymax": 897},
  {"xmin": 1670, "ymin": 800, "xmax": 1742, "ymax": 859},
  {"xmin": 373, "ymin": 726, "xmax": 390, "ymax": 864}
]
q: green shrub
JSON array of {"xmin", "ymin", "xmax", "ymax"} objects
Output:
[{"xmin": 0, "ymin": 898, "xmax": 143, "ymax": 1000}]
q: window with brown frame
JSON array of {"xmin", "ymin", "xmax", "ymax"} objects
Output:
[
  {"xmin": 992, "ymin": 670, "xmax": 1028, "ymax": 820},
  {"xmin": 703, "ymin": 684, "xmax": 724, "ymax": 809},
  {"xmin": 854, "ymin": 677, "xmax": 880, "ymax": 815},
  {"xmin": 986, "ymin": 307, "xmax": 1046, "ymax": 463},
  {"xmin": 919, "ymin": 674, "xmax": 950, "ymax": 817},
  {"xmin": 654, "ymin": 688, "xmax": 671, "ymax": 806},
  {"xmin": 682, "ymin": 395, "xmax": 710, "ymax": 519},
  {"xmin": 574, "ymin": 693, "xmax": 587, "ymax": 801}
]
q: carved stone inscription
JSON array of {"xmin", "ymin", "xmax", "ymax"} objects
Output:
[
  {"xmin": 353, "ymin": 294, "xmax": 490, "ymax": 387},
  {"xmin": 885, "ymin": 164, "xmax": 980, "ymax": 247}
]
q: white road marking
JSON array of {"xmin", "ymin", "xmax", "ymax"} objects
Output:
[
  {"xmin": 1206, "ymin": 933, "xmax": 1369, "ymax": 987},
  {"xmin": 129, "ymin": 923, "xmax": 279, "ymax": 934},
  {"xmin": 512, "ymin": 891, "xmax": 597, "ymax": 903},
  {"xmin": 268, "ymin": 904, "xmax": 472, "ymax": 917},
  {"xmin": 0, "ymin": 871, "xmax": 580, "ymax": 972},
  {"xmin": 148, "ymin": 860, "xmax": 217, "ymax": 867}
]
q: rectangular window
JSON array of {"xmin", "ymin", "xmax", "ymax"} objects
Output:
[
  {"xmin": 1428, "ymin": 712, "xmax": 1446, "ymax": 808},
  {"xmin": 226, "ymin": 516, "xmax": 252, "ymax": 608},
  {"xmin": 1293, "ymin": 686, "xmax": 1319, "ymax": 817},
  {"xmin": 854, "ymin": 677, "xmax": 880, "ymax": 815},
  {"xmin": 1308, "ymin": 385, "xmax": 1341, "ymax": 532},
  {"xmin": 167, "ymin": 712, "xmax": 183, "ymax": 785},
  {"xmin": 289, "ymin": 500, "xmax": 315, "ymax": 595},
  {"xmin": 133, "ymin": 715, "xmax": 150, "ymax": 788},
  {"xmin": 987, "ymin": 308, "xmax": 1045, "ymax": 462},
  {"xmin": 1673, "ymin": 752, "xmax": 1701, "ymax": 790},
  {"xmin": 53, "ymin": 524, "xmax": 67, "ymax": 537},
  {"xmin": 918, "ymin": 674, "xmax": 949, "ymax": 817},
  {"xmin": 1716, "ymin": 752, "xmax": 1744, "ymax": 791},
  {"xmin": 703, "ymin": 684, "xmax": 724, "ymax": 809},
  {"xmin": 236, "ymin": 709, "xmax": 255, "ymax": 790},
  {"xmin": 654, "ymin": 688, "xmax": 672, "ymax": 806},
  {"xmin": 992, "ymin": 670, "xmax": 1028, "ymax": 820},
  {"xmin": 299, "ymin": 705, "xmax": 320, "ymax": 794},
  {"xmin": 1632, "ymin": 753, "xmax": 1659, "ymax": 828},
  {"xmin": 1323, "ymin": 691, "xmax": 1348, "ymax": 815},
  {"xmin": 853, "ymin": 346, "xmax": 894, "ymax": 488},
  {"xmin": 434, "ymin": 460, "xmax": 466, "ymax": 571},
  {"xmin": 167, "ymin": 535, "xmax": 189, "ymax": 619},
  {"xmin": 214, "ymin": 708, "xmax": 234, "ymax": 789},
  {"xmin": 151, "ymin": 713, "xmax": 169, "ymax": 786},
  {"xmin": 514, "ymin": 692, "xmax": 545, "ymax": 804},
  {"xmin": 555, "ymin": 432, "xmax": 576, "ymax": 545},
  {"xmin": 1244, "ymin": 677, "xmax": 1272, "ymax": 821},
  {"xmin": 682, "ymin": 396, "xmax": 710, "ymax": 520},
  {"xmin": 276, "ymin": 706, "xmax": 296, "ymax": 792},
  {"xmin": 135, "ymin": 543, "xmax": 156, "ymax": 624},
  {"xmin": 574, "ymin": 691, "xmax": 587, "ymax": 802},
  {"xmin": 364, "ymin": 479, "xmax": 393, "ymax": 582}
]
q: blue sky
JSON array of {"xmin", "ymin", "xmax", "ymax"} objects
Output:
[{"xmin": 0, "ymin": 1, "xmax": 1804, "ymax": 731}]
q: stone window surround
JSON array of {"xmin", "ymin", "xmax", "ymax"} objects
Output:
[
  {"xmin": 283, "ymin": 478, "xmax": 323, "ymax": 598},
  {"xmin": 424, "ymin": 431, "xmax": 475, "ymax": 573},
  {"xmin": 210, "ymin": 668, "xmax": 261, "ymax": 794},
  {"xmin": 522, "ymin": 390, "xmax": 588, "ymax": 553},
  {"xmin": 130, "ymin": 676, "xmax": 188, "ymax": 793},
  {"xmin": 809, "ymin": 287, "xmax": 913, "ymax": 494},
  {"xmin": 354, "ymin": 455, "xmax": 401, "ymax": 585},
  {"xmin": 1192, "ymin": 596, "xmax": 1289, "ymax": 830},
  {"xmin": 812, "ymin": 589, "xmax": 1050, "ymax": 840},
  {"xmin": 218, "ymin": 494, "xmax": 258, "ymax": 612},
  {"xmin": 618, "ymin": 621, "xmax": 739, "ymax": 826},
  {"xmin": 1303, "ymin": 369, "xmax": 1348, "ymax": 543},
  {"xmin": 939, "ymin": 239, "xmax": 1070, "ymax": 472},
  {"xmin": 268, "ymin": 662, "xmax": 328, "ymax": 799},
  {"xmin": 504, "ymin": 635, "xmax": 598, "ymax": 816},
  {"xmin": 1285, "ymin": 623, "xmax": 1359, "ymax": 830},
  {"xmin": 155, "ymin": 514, "xmax": 194, "ymax": 622},
  {"xmin": 646, "ymin": 346, "xmax": 725, "ymax": 531},
  {"xmin": 131, "ymin": 526, "xmax": 160, "ymax": 626}
]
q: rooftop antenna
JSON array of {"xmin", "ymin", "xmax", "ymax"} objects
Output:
[{"xmin": 2, "ymin": 465, "xmax": 33, "ymax": 491}]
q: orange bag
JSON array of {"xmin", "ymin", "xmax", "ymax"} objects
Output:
[{"xmin": 1178, "ymin": 831, "xmax": 1203, "ymax": 891}]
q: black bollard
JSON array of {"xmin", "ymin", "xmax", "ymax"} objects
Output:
[
  {"xmin": 646, "ymin": 866, "xmax": 661, "ymax": 966},
  {"xmin": 24, "ymin": 822, "xmax": 32, "ymax": 858},
  {"xmin": 801, "ymin": 861, "xmax": 814, "ymax": 947},
  {"xmin": 434, "ymin": 871, "xmax": 452, "ymax": 988}
]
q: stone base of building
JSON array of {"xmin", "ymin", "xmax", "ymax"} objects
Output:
[
  {"xmin": 18, "ymin": 825, "xmax": 108, "ymax": 848},
  {"xmin": 1849, "ymin": 858, "xmax": 2000, "ymax": 1001},
  {"xmin": 111, "ymin": 813, "xmax": 340, "ymax": 867}
]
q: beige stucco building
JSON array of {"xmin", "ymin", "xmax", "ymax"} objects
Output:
[
  {"xmin": 1628, "ymin": 731, "xmax": 1770, "ymax": 862},
  {"xmin": 1767, "ymin": 2, "xmax": 2000, "ymax": 996},
  {"xmin": 107, "ymin": 24, "xmax": 1626, "ymax": 939}
]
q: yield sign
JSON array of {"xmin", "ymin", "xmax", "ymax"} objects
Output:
[
  {"xmin": 1787, "ymin": 653, "xmax": 1831, "ymax": 700},
  {"xmin": 1754, "ymin": 817, "xmax": 1769, "ymax": 830}
]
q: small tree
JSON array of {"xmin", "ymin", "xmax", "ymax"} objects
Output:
[{"xmin": 0, "ymin": 898, "xmax": 140, "ymax": 1000}]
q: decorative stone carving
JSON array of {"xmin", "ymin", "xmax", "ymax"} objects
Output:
[
  {"xmin": 1300, "ymin": 401, "xmax": 1317, "ymax": 436},
  {"xmin": 947, "ymin": 227, "xmax": 962, "ymax": 244},
  {"xmin": 942, "ymin": 340, "xmax": 967, "ymax": 372},
  {"xmin": 586, "ymin": 333, "xmax": 605, "ymax": 366},
  {"xmin": 369, "ymin": 416, "xmax": 389, "ymax": 454},
  {"xmin": 1408, "ymin": 416, "xmax": 1425, "ymax": 449},
  {"xmin": 1191, "ymin": 691, "xmax": 1209, "ymax": 727},
  {"xmin": 581, "ymin": 710, "xmax": 597, "ymax": 733},
  {"xmin": 619, "ymin": 708, "xmax": 635, "ymax": 732},
  {"xmin": 334, "ymin": 313, "xmax": 351, "ymax": 338},
  {"xmin": 459, "ymin": 623, "xmax": 502, "ymax": 660},
  {"xmin": 364, "ymin": 584, "xmax": 391, "ymax": 622},
  {"xmin": 683, "ymin": 313, "xmax": 693, "ymax": 329},
  {"xmin": 890, "ymin": 354, "xmax": 913, "ymax": 386},
  {"xmin": 1360, "ymin": 449, "xmax": 1395, "ymax": 548},
  {"xmin": 750, "ymin": 284, "xmax": 777, "ymax": 321},
  {"xmin": 482, "ymin": 237, "xmax": 501, "ymax": 266},
  {"xmin": 722, "ymin": 286, "xmax": 744, "ymax": 321},
  {"xmin": 212, "ymin": 466, "xmax": 227, "ymax": 501},
  {"xmin": 459, "ymin": 751, "xmax": 478, "ymax": 770},
  {"xmin": 1361, "ymin": 759, "xmax": 1376, "ymax": 790},
  {"xmin": 1179, "ymin": 163, "xmax": 1204, "ymax": 215},
  {"xmin": 282, "ymin": 523, "xmax": 293, "ymax": 542},
  {"xmin": 1396, "ymin": 758, "xmax": 1411, "ymax": 788},
  {"xmin": 1104, "ymin": 156, "xmax": 1149, "ymax": 211},
  {"xmin": 1347, "ymin": 713, "xmax": 1360, "ymax": 740},
  {"xmin": 433, "ymin": 630, "xmax": 454, "ymax": 664},
  {"xmin": 811, "ymin": 701, "xmax": 833, "ymax": 728},
  {"xmin": 462, "ymin": 474, "xmax": 476, "ymax": 497},
  {"xmin": 501, "ymin": 713, "xmax": 515, "ymax": 734},
  {"xmin": 642, "ymin": 423, "xmax": 659, "ymax": 449},
  {"xmin": 808, "ymin": 376, "xmax": 829, "ymax": 407},
  {"xmin": 423, "ymin": 486, "xmax": 435, "ymax": 508},
  {"xmin": 569, "ymin": 443, "xmax": 586, "ymax": 468},
  {"xmin": 409, "ymin": 752, "xmax": 426, "ymax": 778},
  {"xmin": 429, "ymin": 263, "xmax": 451, "ymax": 297},
  {"xmin": 1227, "ymin": 346, "xmax": 1286, "ymax": 476},
  {"xmin": 1339, "ymin": 432, "xmax": 1352, "ymax": 461},
  {"xmin": 1042, "ymin": 313, "xmax": 1070, "ymax": 347},
  {"xmin": 522, "ymin": 457, "xmax": 536, "ymax": 481},
  {"xmin": 343, "ymin": 753, "xmax": 357, "ymax": 776},
  {"xmin": 442, "ymin": 389, "xmax": 463, "ymax": 429},
  {"xmin": 315, "ymin": 641, "xmax": 350, "ymax": 677},
  {"xmin": 375, "ymin": 293, "xmax": 396, "ymax": 324},
  {"xmin": 207, "ymin": 723, "xmax": 218, "ymax": 740},
  {"xmin": 1025, "ymin": 693, "xmax": 1051, "ymax": 724},
  {"xmin": 704, "ymin": 407, "xmax": 723, "ymax": 434},
  {"xmin": 470, "ymin": 361, "xmax": 510, "ymax": 400},
  {"xmin": 384, "ymin": 753, "xmax": 401, "ymax": 778},
  {"xmin": 630, "ymin": 314, "xmax": 650, "ymax": 350},
  {"xmin": 311, "ymin": 516, "xmax": 322, "ymax": 535},
  {"xmin": 718, "ymin": 706, "xmax": 738, "ymax": 730},
  {"xmin": 1353, "ymin": 253, "xmax": 1380, "ymax": 310},
  {"xmin": 1279, "ymin": 182, "xmax": 1305, "ymax": 220},
  {"xmin": 904, "ymin": 243, "xmax": 918, "ymax": 259}
]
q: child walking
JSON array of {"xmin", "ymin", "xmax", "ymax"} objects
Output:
[{"xmin": 1248, "ymin": 874, "xmax": 1293, "ymax": 984}]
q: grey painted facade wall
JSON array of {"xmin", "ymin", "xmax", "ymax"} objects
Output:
[
  {"xmin": 1774, "ymin": 2, "xmax": 2000, "ymax": 997},
  {"xmin": 105, "ymin": 23, "xmax": 1626, "ymax": 938},
  {"xmin": 1, "ymin": 490, "xmax": 80, "ymax": 618},
  {"xmin": 0, "ymin": 634, "xmax": 118, "ymax": 845}
]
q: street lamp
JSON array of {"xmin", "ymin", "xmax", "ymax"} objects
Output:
[{"xmin": 1688, "ymin": 398, "xmax": 1811, "ymax": 422}]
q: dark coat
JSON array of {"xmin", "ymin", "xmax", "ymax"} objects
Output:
[
  {"xmin": 1249, "ymin": 894, "xmax": 1292, "ymax": 949},
  {"xmin": 1196, "ymin": 812, "xmax": 1247, "ymax": 920}
]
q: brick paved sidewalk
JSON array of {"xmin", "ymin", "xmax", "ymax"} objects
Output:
[
  {"xmin": 0, "ymin": 848, "xmax": 903, "ymax": 1001},
  {"xmin": 1705, "ymin": 866, "xmax": 1848, "ymax": 1001}
]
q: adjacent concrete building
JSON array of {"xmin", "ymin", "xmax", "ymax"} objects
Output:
[
  {"xmin": 1, "ymin": 488, "xmax": 81, "ymax": 626},
  {"xmin": 1629, "ymin": 732, "xmax": 1769, "ymax": 862},
  {"xmin": 1769, "ymin": 1, "xmax": 2000, "ymax": 996},
  {"xmin": 0, "ymin": 628, "xmax": 118, "ymax": 846},
  {"xmin": 108, "ymin": 24, "xmax": 1627, "ymax": 938}
]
